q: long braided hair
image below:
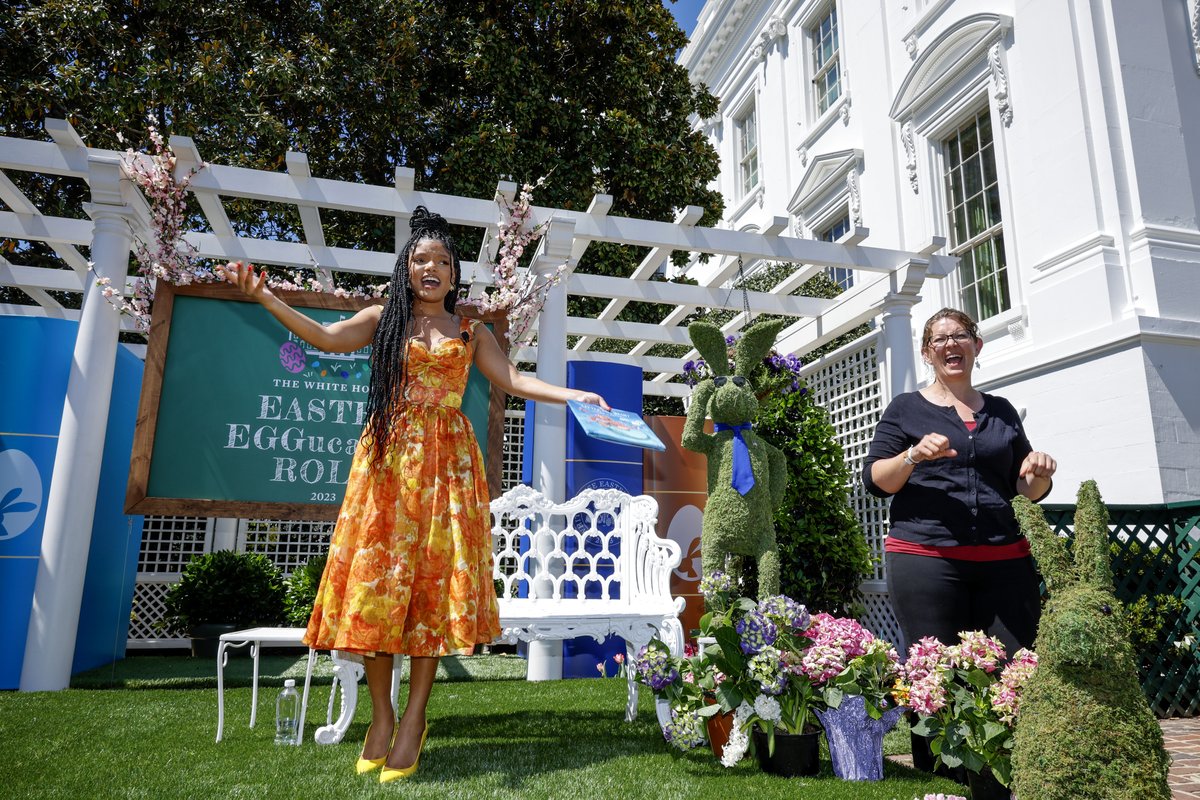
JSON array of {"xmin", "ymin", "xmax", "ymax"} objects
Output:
[{"xmin": 362, "ymin": 206, "xmax": 463, "ymax": 466}]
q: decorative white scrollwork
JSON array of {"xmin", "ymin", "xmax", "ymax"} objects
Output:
[
  {"xmin": 1190, "ymin": 0, "xmax": 1200, "ymax": 74},
  {"xmin": 901, "ymin": 119, "xmax": 918, "ymax": 194},
  {"xmin": 904, "ymin": 33, "xmax": 919, "ymax": 60},
  {"xmin": 988, "ymin": 43, "xmax": 1013, "ymax": 126},
  {"xmin": 848, "ymin": 170, "xmax": 863, "ymax": 228}
]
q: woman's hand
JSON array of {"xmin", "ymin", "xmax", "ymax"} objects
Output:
[
  {"xmin": 222, "ymin": 261, "xmax": 273, "ymax": 303},
  {"xmin": 575, "ymin": 391, "xmax": 611, "ymax": 411},
  {"xmin": 1019, "ymin": 451, "xmax": 1057, "ymax": 481},
  {"xmin": 908, "ymin": 432, "xmax": 957, "ymax": 464}
]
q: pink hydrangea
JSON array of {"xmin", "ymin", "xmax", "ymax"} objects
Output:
[
  {"xmin": 946, "ymin": 631, "xmax": 1007, "ymax": 673},
  {"xmin": 991, "ymin": 648, "xmax": 1038, "ymax": 725},
  {"xmin": 903, "ymin": 636, "xmax": 948, "ymax": 683},
  {"xmin": 907, "ymin": 670, "xmax": 949, "ymax": 715}
]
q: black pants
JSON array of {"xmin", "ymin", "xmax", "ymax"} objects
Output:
[{"xmin": 885, "ymin": 551, "xmax": 1041, "ymax": 656}]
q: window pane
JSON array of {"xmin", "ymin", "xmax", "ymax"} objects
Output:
[
  {"xmin": 982, "ymin": 144, "xmax": 997, "ymax": 186},
  {"xmin": 960, "ymin": 120, "xmax": 979, "ymax": 158},
  {"xmin": 967, "ymin": 194, "xmax": 987, "ymax": 238},
  {"xmin": 963, "ymin": 155, "xmax": 983, "ymax": 198},
  {"xmin": 978, "ymin": 111, "xmax": 993, "ymax": 146},
  {"xmin": 986, "ymin": 186, "xmax": 1002, "ymax": 228},
  {"xmin": 959, "ymin": 247, "xmax": 977, "ymax": 286}
]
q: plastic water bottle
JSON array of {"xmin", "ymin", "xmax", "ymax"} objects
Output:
[{"xmin": 275, "ymin": 679, "xmax": 300, "ymax": 745}]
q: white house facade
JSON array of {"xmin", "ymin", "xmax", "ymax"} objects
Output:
[{"xmin": 679, "ymin": 0, "xmax": 1200, "ymax": 507}]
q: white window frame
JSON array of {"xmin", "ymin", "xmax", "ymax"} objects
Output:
[
  {"xmin": 817, "ymin": 212, "xmax": 854, "ymax": 290},
  {"xmin": 734, "ymin": 100, "xmax": 760, "ymax": 199},
  {"xmin": 889, "ymin": 14, "xmax": 1024, "ymax": 337},
  {"xmin": 940, "ymin": 107, "xmax": 1008, "ymax": 323},
  {"xmin": 808, "ymin": 3, "xmax": 842, "ymax": 117}
]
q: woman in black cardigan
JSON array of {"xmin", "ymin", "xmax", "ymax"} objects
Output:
[{"xmin": 863, "ymin": 307, "xmax": 1057, "ymax": 656}]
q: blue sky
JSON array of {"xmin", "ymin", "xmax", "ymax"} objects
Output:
[{"xmin": 665, "ymin": 0, "xmax": 706, "ymax": 38}]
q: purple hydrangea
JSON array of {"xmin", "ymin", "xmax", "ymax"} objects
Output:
[
  {"xmin": 758, "ymin": 595, "xmax": 811, "ymax": 631},
  {"xmin": 749, "ymin": 647, "xmax": 788, "ymax": 695},
  {"xmin": 699, "ymin": 570, "xmax": 737, "ymax": 602},
  {"xmin": 634, "ymin": 645, "xmax": 679, "ymax": 691},
  {"xmin": 662, "ymin": 710, "xmax": 706, "ymax": 750},
  {"xmin": 735, "ymin": 608, "xmax": 778, "ymax": 655}
]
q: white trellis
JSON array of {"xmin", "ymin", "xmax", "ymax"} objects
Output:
[{"xmin": 0, "ymin": 119, "xmax": 951, "ymax": 689}]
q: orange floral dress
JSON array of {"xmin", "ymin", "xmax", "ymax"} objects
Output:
[{"xmin": 303, "ymin": 317, "xmax": 501, "ymax": 656}]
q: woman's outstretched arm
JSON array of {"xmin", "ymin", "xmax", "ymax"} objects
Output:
[
  {"xmin": 224, "ymin": 262, "xmax": 381, "ymax": 353},
  {"xmin": 471, "ymin": 324, "xmax": 609, "ymax": 409}
]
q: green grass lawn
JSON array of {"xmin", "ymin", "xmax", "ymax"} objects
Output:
[{"xmin": 0, "ymin": 654, "xmax": 965, "ymax": 800}]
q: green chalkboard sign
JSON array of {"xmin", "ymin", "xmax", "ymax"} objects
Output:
[{"xmin": 126, "ymin": 282, "xmax": 507, "ymax": 520}]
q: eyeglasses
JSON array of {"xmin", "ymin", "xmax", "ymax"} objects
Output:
[
  {"xmin": 713, "ymin": 376, "xmax": 747, "ymax": 387},
  {"xmin": 928, "ymin": 332, "xmax": 974, "ymax": 348}
]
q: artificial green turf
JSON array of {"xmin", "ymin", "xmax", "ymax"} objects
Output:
[{"xmin": 4, "ymin": 656, "xmax": 964, "ymax": 800}]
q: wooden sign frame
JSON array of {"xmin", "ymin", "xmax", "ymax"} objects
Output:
[{"xmin": 126, "ymin": 281, "xmax": 509, "ymax": 521}]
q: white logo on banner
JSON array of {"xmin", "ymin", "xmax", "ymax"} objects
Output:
[
  {"xmin": 0, "ymin": 448, "xmax": 43, "ymax": 542},
  {"xmin": 668, "ymin": 505, "xmax": 704, "ymax": 582}
]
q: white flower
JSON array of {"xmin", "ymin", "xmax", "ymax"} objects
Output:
[
  {"xmin": 733, "ymin": 701, "xmax": 754, "ymax": 725},
  {"xmin": 720, "ymin": 725, "xmax": 749, "ymax": 767},
  {"xmin": 753, "ymin": 694, "xmax": 782, "ymax": 723}
]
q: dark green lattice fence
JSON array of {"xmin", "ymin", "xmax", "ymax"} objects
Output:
[{"xmin": 1042, "ymin": 502, "xmax": 1200, "ymax": 718}]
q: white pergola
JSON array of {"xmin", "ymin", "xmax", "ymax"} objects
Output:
[{"xmin": 0, "ymin": 119, "xmax": 952, "ymax": 691}]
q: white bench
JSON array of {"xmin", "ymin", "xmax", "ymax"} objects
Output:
[{"xmin": 312, "ymin": 485, "xmax": 685, "ymax": 744}]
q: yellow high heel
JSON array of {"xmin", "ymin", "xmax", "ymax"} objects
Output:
[
  {"xmin": 355, "ymin": 723, "xmax": 395, "ymax": 775},
  {"xmin": 379, "ymin": 724, "xmax": 429, "ymax": 783}
]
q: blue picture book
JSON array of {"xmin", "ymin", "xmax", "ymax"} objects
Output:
[{"xmin": 567, "ymin": 399, "xmax": 667, "ymax": 452}]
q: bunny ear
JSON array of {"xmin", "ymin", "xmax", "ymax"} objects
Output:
[
  {"xmin": 1013, "ymin": 495, "xmax": 1073, "ymax": 592},
  {"xmin": 688, "ymin": 322, "xmax": 731, "ymax": 376},
  {"xmin": 1071, "ymin": 480, "xmax": 1114, "ymax": 591},
  {"xmin": 734, "ymin": 319, "xmax": 787, "ymax": 378}
]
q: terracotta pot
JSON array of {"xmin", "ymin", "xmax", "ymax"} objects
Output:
[
  {"xmin": 705, "ymin": 708, "xmax": 735, "ymax": 760},
  {"xmin": 752, "ymin": 728, "xmax": 821, "ymax": 777}
]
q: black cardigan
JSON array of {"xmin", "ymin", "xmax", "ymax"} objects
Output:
[{"xmin": 862, "ymin": 391, "xmax": 1041, "ymax": 547}]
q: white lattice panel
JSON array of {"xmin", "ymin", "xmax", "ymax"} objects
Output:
[
  {"xmin": 136, "ymin": 515, "xmax": 213, "ymax": 573},
  {"xmin": 801, "ymin": 331, "xmax": 891, "ymax": 583},
  {"xmin": 127, "ymin": 576, "xmax": 188, "ymax": 646},
  {"xmin": 859, "ymin": 583, "xmax": 903, "ymax": 651},
  {"xmin": 502, "ymin": 408, "xmax": 526, "ymax": 492},
  {"xmin": 241, "ymin": 519, "xmax": 334, "ymax": 576}
]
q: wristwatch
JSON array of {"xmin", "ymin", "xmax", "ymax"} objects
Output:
[{"xmin": 903, "ymin": 446, "xmax": 918, "ymax": 466}]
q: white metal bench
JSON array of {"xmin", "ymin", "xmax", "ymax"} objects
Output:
[{"xmin": 312, "ymin": 484, "xmax": 685, "ymax": 744}]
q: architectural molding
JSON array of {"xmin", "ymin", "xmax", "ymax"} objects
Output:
[
  {"xmin": 889, "ymin": 14, "xmax": 1014, "ymax": 122},
  {"xmin": 794, "ymin": 94, "xmax": 850, "ymax": 167},
  {"xmin": 904, "ymin": 33, "xmax": 919, "ymax": 60},
  {"xmin": 988, "ymin": 43, "xmax": 1013, "ymax": 126},
  {"xmin": 847, "ymin": 169, "xmax": 862, "ymax": 228},
  {"xmin": 900, "ymin": 120, "xmax": 918, "ymax": 193},
  {"xmin": 1190, "ymin": 0, "xmax": 1200, "ymax": 75},
  {"xmin": 787, "ymin": 149, "xmax": 864, "ymax": 218},
  {"xmin": 752, "ymin": 15, "xmax": 788, "ymax": 61}
]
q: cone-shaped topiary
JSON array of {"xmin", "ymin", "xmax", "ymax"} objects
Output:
[
  {"xmin": 1010, "ymin": 480, "xmax": 1171, "ymax": 800},
  {"xmin": 682, "ymin": 319, "xmax": 788, "ymax": 598}
]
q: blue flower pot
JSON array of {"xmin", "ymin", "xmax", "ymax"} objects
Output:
[{"xmin": 814, "ymin": 694, "xmax": 905, "ymax": 781}]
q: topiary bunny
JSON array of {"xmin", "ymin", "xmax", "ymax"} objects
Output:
[
  {"xmin": 1010, "ymin": 480, "xmax": 1171, "ymax": 800},
  {"xmin": 681, "ymin": 319, "xmax": 789, "ymax": 599}
]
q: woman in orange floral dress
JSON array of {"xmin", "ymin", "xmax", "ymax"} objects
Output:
[{"xmin": 225, "ymin": 207, "xmax": 607, "ymax": 782}]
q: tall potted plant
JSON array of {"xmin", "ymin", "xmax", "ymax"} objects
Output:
[{"xmin": 162, "ymin": 550, "xmax": 286, "ymax": 657}]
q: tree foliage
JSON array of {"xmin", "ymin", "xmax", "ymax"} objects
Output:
[{"xmin": 2, "ymin": 0, "xmax": 722, "ymax": 254}]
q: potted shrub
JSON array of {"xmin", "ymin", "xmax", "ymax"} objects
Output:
[
  {"xmin": 902, "ymin": 632, "xmax": 1039, "ymax": 797},
  {"xmin": 162, "ymin": 550, "xmax": 286, "ymax": 658},
  {"xmin": 283, "ymin": 552, "xmax": 327, "ymax": 627}
]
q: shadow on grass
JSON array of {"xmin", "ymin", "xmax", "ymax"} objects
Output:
[{"xmin": 71, "ymin": 653, "xmax": 529, "ymax": 690}]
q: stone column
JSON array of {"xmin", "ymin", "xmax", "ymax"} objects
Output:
[{"xmin": 21, "ymin": 156, "xmax": 132, "ymax": 691}]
